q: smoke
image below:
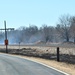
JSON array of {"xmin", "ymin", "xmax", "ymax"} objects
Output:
[
  {"xmin": 0, "ymin": 38, "xmax": 4, "ymax": 44},
  {"xmin": 0, "ymin": 32, "xmax": 5, "ymax": 44},
  {"xmin": 0, "ymin": 25, "xmax": 62, "ymax": 45},
  {"xmin": 5, "ymin": 29, "xmax": 43, "ymax": 45},
  {"xmin": 29, "ymin": 33, "xmax": 43, "ymax": 43},
  {"xmin": 0, "ymin": 28, "xmax": 49, "ymax": 45}
]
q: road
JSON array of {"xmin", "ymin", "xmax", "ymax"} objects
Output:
[{"xmin": 0, "ymin": 53, "xmax": 66, "ymax": 75}]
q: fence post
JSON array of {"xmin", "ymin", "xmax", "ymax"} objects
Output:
[{"xmin": 57, "ymin": 47, "xmax": 60, "ymax": 61}]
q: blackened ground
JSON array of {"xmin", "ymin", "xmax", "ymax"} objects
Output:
[{"xmin": 0, "ymin": 48, "xmax": 75, "ymax": 64}]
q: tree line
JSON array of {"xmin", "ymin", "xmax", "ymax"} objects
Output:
[{"xmin": 0, "ymin": 14, "xmax": 75, "ymax": 44}]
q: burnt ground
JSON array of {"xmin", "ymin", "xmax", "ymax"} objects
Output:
[{"xmin": 0, "ymin": 47, "xmax": 75, "ymax": 64}]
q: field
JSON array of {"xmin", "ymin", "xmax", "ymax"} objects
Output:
[{"xmin": 0, "ymin": 43, "xmax": 75, "ymax": 75}]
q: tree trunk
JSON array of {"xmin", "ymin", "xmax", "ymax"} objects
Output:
[
  {"xmin": 66, "ymin": 35, "xmax": 69, "ymax": 42},
  {"xmin": 65, "ymin": 30, "xmax": 69, "ymax": 42},
  {"xmin": 74, "ymin": 37, "xmax": 75, "ymax": 44}
]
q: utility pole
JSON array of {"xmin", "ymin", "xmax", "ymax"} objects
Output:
[
  {"xmin": 0, "ymin": 20, "xmax": 14, "ymax": 53},
  {"xmin": 4, "ymin": 21, "xmax": 8, "ymax": 53}
]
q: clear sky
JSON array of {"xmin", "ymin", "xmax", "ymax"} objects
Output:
[{"xmin": 0, "ymin": 0, "xmax": 75, "ymax": 29}]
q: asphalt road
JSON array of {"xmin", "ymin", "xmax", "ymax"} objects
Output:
[{"xmin": 0, "ymin": 53, "xmax": 65, "ymax": 75}]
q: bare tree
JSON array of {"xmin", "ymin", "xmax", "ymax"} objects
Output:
[
  {"xmin": 70, "ymin": 16, "xmax": 75, "ymax": 43},
  {"xmin": 57, "ymin": 15, "xmax": 71, "ymax": 42},
  {"xmin": 40, "ymin": 25, "xmax": 54, "ymax": 42}
]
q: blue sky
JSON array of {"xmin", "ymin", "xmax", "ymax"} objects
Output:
[{"xmin": 0, "ymin": 0, "xmax": 75, "ymax": 29}]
